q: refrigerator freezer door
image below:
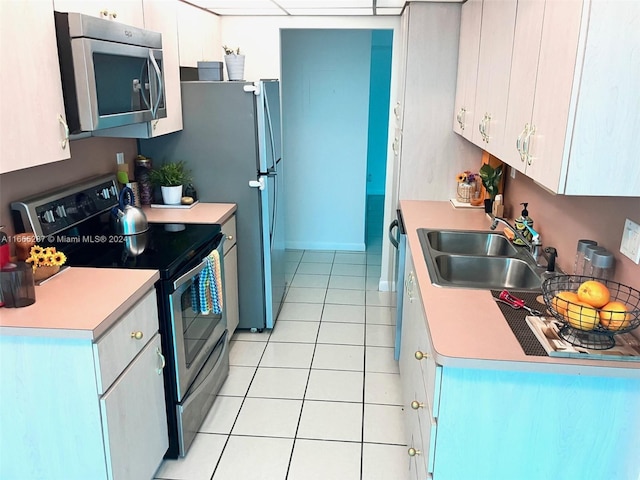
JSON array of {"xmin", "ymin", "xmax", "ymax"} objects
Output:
[{"xmin": 257, "ymin": 80, "xmax": 286, "ymax": 327}]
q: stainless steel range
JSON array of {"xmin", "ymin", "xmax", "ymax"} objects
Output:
[{"xmin": 11, "ymin": 175, "xmax": 229, "ymax": 458}]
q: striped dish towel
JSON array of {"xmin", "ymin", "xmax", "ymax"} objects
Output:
[{"xmin": 196, "ymin": 250, "xmax": 223, "ymax": 315}]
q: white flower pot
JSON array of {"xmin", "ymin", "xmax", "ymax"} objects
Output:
[
  {"xmin": 161, "ymin": 185, "xmax": 183, "ymax": 205},
  {"xmin": 224, "ymin": 54, "xmax": 245, "ymax": 81}
]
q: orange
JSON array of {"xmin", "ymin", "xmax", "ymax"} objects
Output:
[
  {"xmin": 577, "ymin": 280, "xmax": 610, "ymax": 308},
  {"xmin": 599, "ymin": 301, "xmax": 631, "ymax": 331},
  {"xmin": 551, "ymin": 291, "xmax": 580, "ymax": 317},
  {"xmin": 564, "ymin": 301, "xmax": 599, "ymax": 331}
]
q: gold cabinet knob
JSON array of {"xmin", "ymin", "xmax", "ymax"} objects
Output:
[
  {"xmin": 410, "ymin": 401, "xmax": 424, "ymax": 410},
  {"xmin": 414, "ymin": 351, "xmax": 428, "ymax": 360},
  {"xmin": 131, "ymin": 331, "xmax": 144, "ymax": 340},
  {"xmin": 408, "ymin": 447, "xmax": 421, "ymax": 457},
  {"xmin": 226, "ymin": 235, "xmax": 233, "ymax": 240}
]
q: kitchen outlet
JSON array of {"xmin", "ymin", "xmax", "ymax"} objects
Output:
[{"xmin": 619, "ymin": 218, "xmax": 640, "ymax": 264}]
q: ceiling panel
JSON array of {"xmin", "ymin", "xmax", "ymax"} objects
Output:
[
  {"xmin": 189, "ymin": 0, "xmax": 405, "ymax": 15},
  {"xmin": 188, "ymin": 0, "xmax": 461, "ymax": 15}
]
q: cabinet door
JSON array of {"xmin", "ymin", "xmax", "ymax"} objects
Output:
[
  {"xmin": 100, "ymin": 333, "xmax": 168, "ymax": 480},
  {"xmin": 53, "ymin": 0, "xmax": 144, "ymax": 27},
  {"xmin": 0, "ymin": 0, "xmax": 70, "ymax": 173},
  {"xmin": 472, "ymin": 0, "xmax": 517, "ymax": 156},
  {"xmin": 527, "ymin": 0, "xmax": 583, "ymax": 192},
  {"xmin": 502, "ymin": 0, "xmax": 545, "ymax": 171},
  {"xmin": 142, "ymin": 0, "xmax": 183, "ymax": 137},
  {"xmin": 224, "ymin": 245, "xmax": 239, "ymax": 336},
  {"xmin": 452, "ymin": 0, "xmax": 482, "ymax": 139}
]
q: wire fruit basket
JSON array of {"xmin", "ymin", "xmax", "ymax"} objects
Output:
[{"xmin": 541, "ymin": 275, "xmax": 640, "ymax": 350}]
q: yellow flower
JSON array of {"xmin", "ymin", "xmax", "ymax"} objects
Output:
[
  {"xmin": 44, "ymin": 247, "xmax": 57, "ymax": 256},
  {"xmin": 456, "ymin": 173, "xmax": 466, "ymax": 183},
  {"xmin": 30, "ymin": 246, "xmax": 44, "ymax": 257},
  {"xmin": 51, "ymin": 252, "xmax": 67, "ymax": 266},
  {"xmin": 36, "ymin": 255, "xmax": 48, "ymax": 266}
]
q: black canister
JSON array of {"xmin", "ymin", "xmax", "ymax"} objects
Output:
[{"xmin": 134, "ymin": 155, "xmax": 153, "ymax": 205}]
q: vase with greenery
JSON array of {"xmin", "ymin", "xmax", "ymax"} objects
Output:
[
  {"xmin": 478, "ymin": 163, "xmax": 503, "ymax": 213},
  {"xmin": 222, "ymin": 45, "xmax": 245, "ymax": 81},
  {"xmin": 150, "ymin": 161, "xmax": 192, "ymax": 205}
]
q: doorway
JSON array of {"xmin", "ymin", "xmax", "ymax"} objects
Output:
[
  {"xmin": 365, "ymin": 30, "xmax": 393, "ymax": 251},
  {"xmin": 280, "ymin": 29, "xmax": 393, "ymax": 252}
]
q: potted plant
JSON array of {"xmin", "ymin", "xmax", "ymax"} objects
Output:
[
  {"xmin": 222, "ymin": 45, "xmax": 245, "ymax": 81},
  {"xmin": 150, "ymin": 161, "xmax": 192, "ymax": 205},
  {"xmin": 478, "ymin": 163, "xmax": 503, "ymax": 213}
]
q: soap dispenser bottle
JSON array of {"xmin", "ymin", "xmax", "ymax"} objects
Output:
[{"xmin": 514, "ymin": 202, "xmax": 534, "ymax": 245}]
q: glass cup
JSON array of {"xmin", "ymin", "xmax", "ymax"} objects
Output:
[{"xmin": 0, "ymin": 262, "xmax": 36, "ymax": 308}]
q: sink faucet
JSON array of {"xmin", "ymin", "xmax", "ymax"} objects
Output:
[{"xmin": 489, "ymin": 215, "xmax": 547, "ymax": 267}]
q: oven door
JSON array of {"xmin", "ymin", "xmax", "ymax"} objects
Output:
[
  {"xmin": 69, "ymin": 38, "xmax": 166, "ymax": 132},
  {"xmin": 170, "ymin": 234, "xmax": 226, "ymax": 401}
]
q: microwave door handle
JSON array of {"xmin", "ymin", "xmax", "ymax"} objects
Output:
[{"xmin": 149, "ymin": 51, "xmax": 163, "ymax": 119}]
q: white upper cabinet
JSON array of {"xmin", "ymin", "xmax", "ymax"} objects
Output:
[
  {"xmin": 546, "ymin": 0, "xmax": 639, "ymax": 195},
  {"xmin": 177, "ymin": 1, "xmax": 221, "ymax": 67},
  {"xmin": 452, "ymin": 0, "xmax": 482, "ymax": 140},
  {"xmin": 471, "ymin": 0, "xmax": 517, "ymax": 157},
  {"xmin": 53, "ymin": 0, "xmax": 144, "ymax": 27},
  {"xmin": 0, "ymin": 0, "xmax": 71, "ymax": 174},
  {"xmin": 141, "ymin": 0, "xmax": 183, "ymax": 137},
  {"xmin": 463, "ymin": 0, "xmax": 640, "ymax": 196}
]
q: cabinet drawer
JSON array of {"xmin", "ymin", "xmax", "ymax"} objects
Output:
[
  {"xmin": 93, "ymin": 290, "xmax": 159, "ymax": 394},
  {"xmin": 221, "ymin": 215, "xmax": 236, "ymax": 253}
]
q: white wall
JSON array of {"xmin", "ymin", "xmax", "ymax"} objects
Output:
[{"xmin": 220, "ymin": 16, "xmax": 401, "ymax": 82}]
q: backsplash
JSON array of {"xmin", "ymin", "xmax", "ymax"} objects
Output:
[
  {"xmin": 0, "ymin": 137, "xmax": 137, "ymax": 243},
  {"xmin": 503, "ymin": 170, "xmax": 640, "ymax": 289}
]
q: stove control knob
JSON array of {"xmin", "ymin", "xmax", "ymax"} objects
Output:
[
  {"xmin": 55, "ymin": 205, "xmax": 67, "ymax": 218},
  {"xmin": 110, "ymin": 185, "xmax": 118, "ymax": 196},
  {"xmin": 42, "ymin": 210, "xmax": 55, "ymax": 223},
  {"xmin": 98, "ymin": 188, "xmax": 110, "ymax": 200}
]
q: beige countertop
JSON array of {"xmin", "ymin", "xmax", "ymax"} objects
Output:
[
  {"xmin": 400, "ymin": 200, "xmax": 640, "ymax": 377},
  {"xmin": 143, "ymin": 202, "xmax": 236, "ymax": 225},
  {"xmin": 0, "ymin": 203, "xmax": 235, "ymax": 340},
  {"xmin": 0, "ymin": 267, "xmax": 159, "ymax": 340}
]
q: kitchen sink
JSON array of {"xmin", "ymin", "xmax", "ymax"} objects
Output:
[
  {"xmin": 433, "ymin": 255, "xmax": 542, "ymax": 290},
  {"xmin": 417, "ymin": 228, "xmax": 544, "ymax": 291},
  {"xmin": 423, "ymin": 229, "xmax": 518, "ymax": 256}
]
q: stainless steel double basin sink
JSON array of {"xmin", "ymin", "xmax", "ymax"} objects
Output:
[{"xmin": 417, "ymin": 229, "xmax": 544, "ymax": 291}]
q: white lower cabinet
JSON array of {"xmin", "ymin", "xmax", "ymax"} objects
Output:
[
  {"xmin": 0, "ymin": 289, "xmax": 168, "ymax": 480},
  {"xmin": 399, "ymin": 249, "xmax": 440, "ymax": 479},
  {"xmin": 399, "ymin": 246, "xmax": 640, "ymax": 479},
  {"xmin": 101, "ymin": 334, "xmax": 167, "ymax": 480},
  {"xmin": 222, "ymin": 214, "xmax": 239, "ymax": 336}
]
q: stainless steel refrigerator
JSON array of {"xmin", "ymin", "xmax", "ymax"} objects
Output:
[{"xmin": 140, "ymin": 80, "xmax": 286, "ymax": 331}]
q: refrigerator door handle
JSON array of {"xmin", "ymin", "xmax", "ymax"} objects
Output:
[
  {"xmin": 243, "ymin": 83, "xmax": 260, "ymax": 95},
  {"xmin": 249, "ymin": 177, "xmax": 265, "ymax": 190}
]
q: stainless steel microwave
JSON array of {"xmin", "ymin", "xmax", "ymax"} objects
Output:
[{"xmin": 54, "ymin": 12, "xmax": 166, "ymax": 134}]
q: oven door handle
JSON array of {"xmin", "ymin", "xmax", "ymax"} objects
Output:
[
  {"xmin": 172, "ymin": 235, "xmax": 226, "ymax": 291},
  {"xmin": 173, "ymin": 259, "xmax": 207, "ymax": 291}
]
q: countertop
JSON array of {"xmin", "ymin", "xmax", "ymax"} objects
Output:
[
  {"xmin": 143, "ymin": 202, "xmax": 236, "ymax": 225},
  {"xmin": 400, "ymin": 200, "xmax": 640, "ymax": 377},
  {"xmin": 0, "ymin": 203, "xmax": 236, "ymax": 341},
  {"xmin": 0, "ymin": 267, "xmax": 159, "ymax": 340}
]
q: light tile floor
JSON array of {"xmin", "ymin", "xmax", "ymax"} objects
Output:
[{"xmin": 154, "ymin": 244, "xmax": 409, "ymax": 480}]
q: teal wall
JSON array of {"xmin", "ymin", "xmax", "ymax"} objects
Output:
[{"xmin": 366, "ymin": 30, "xmax": 393, "ymax": 196}]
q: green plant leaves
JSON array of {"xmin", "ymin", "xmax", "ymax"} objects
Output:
[
  {"xmin": 479, "ymin": 164, "xmax": 503, "ymax": 199},
  {"xmin": 149, "ymin": 161, "xmax": 192, "ymax": 187}
]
